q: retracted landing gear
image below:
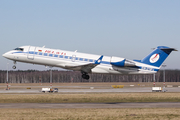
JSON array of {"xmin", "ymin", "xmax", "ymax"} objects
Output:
[
  {"xmin": 82, "ymin": 73, "xmax": 90, "ymax": 80},
  {"xmin": 12, "ymin": 61, "xmax": 16, "ymax": 69}
]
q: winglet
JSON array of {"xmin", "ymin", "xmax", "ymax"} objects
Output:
[{"xmin": 94, "ymin": 55, "xmax": 103, "ymax": 64}]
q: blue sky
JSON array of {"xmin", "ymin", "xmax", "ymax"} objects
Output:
[{"xmin": 0, "ymin": 0, "xmax": 180, "ymax": 70}]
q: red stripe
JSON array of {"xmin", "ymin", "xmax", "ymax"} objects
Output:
[{"xmin": 152, "ymin": 54, "xmax": 158, "ymax": 61}]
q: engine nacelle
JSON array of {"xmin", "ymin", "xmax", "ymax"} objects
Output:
[{"xmin": 110, "ymin": 58, "xmax": 136, "ymax": 67}]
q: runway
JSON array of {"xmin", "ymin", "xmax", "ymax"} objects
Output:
[
  {"xmin": 0, "ymin": 102, "xmax": 180, "ymax": 108},
  {"xmin": 0, "ymin": 87, "xmax": 180, "ymax": 93}
]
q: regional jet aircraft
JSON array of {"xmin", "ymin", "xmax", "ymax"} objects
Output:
[{"xmin": 2, "ymin": 46, "xmax": 177, "ymax": 80}]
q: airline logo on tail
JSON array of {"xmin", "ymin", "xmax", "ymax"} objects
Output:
[{"xmin": 150, "ymin": 54, "xmax": 159, "ymax": 63}]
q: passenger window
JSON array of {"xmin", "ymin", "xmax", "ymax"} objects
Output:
[
  {"xmin": 54, "ymin": 55, "xmax": 58, "ymax": 57},
  {"xmin": 65, "ymin": 56, "xmax": 68, "ymax": 59},
  {"xmin": 44, "ymin": 53, "xmax": 48, "ymax": 56},
  {"xmin": 49, "ymin": 54, "xmax": 53, "ymax": 57},
  {"xmin": 89, "ymin": 59, "xmax": 93, "ymax": 62},
  {"xmin": 79, "ymin": 58, "xmax": 83, "ymax": 61},
  {"xmin": 59, "ymin": 55, "xmax": 64, "ymax": 58}
]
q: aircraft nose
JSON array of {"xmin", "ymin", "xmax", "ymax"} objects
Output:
[
  {"xmin": 3, "ymin": 53, "xmax": 6, "ymax": 57},
  {"xmin": 2, "ymin": 52, "xmax": 8, "ymax": 58}
]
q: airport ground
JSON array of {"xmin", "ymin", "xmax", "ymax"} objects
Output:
[
  {"xmin": 0, "ymin": 82, "xmax": 180, "ymax": 120},
  {"xmin": 0, "ymin": 82, "xmax": 180, "ymax": 93}
]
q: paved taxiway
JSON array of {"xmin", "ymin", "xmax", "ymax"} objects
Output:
[
  {"xmin": 0, "ymin": 87, "xmax": 180, "ymax": 93},
  {"xmin": 1, "ymin": 103, "xmax": 180, "ymax": 108}
]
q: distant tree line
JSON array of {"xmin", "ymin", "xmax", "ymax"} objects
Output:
[{"xmin": 0, "ymin": 70, "xmax": 180, "ymax": 83}]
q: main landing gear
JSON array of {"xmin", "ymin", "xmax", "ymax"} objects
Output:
[
  {"xmin": 82, "ymin": 72, "xmax": 90, "ymax": 80},
  {"xmin": 12, "ymin": 61, "xmax": 16, "ymax": 69}
]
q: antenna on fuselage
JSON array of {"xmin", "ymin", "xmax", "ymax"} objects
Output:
[
  {"xmin": 42, "ymin": 45, "xmax": 45, "ymax": 48},
  {"xmin": 75, "ymin": 50, "xmax": 77, "ymax": 52}
]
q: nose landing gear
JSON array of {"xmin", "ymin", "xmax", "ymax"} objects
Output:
[
  {"xmin": 12, "ymin": 61, "xmax": 16, "ymax": 69},
  {"xmin": 12, "ymin": 65, "xmax": 16, "ymax": 69}
]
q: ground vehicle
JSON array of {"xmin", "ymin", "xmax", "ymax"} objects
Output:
[
  {"xmin": 53, "ymin": 88, "xmax": 58, "ymax": 92},
  {"xmin": 41, "ymin": 88, "xmax": 54, "ymax": 93}
]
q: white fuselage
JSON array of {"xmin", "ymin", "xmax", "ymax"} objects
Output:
[{"xmin": 3, "ymin": 46, "xmax": 158, "ymax": 74}]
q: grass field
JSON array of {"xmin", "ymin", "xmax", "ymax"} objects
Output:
[
  {"xmin": 1, "ymin": 93, "xmax": 180, "ymax": 103},
  {"xmin": 0, "ymin": 108, "xmax": 180, "ymax": 120},
  {"xmin": 1, "ymin": 83, "xmax": 180, "ymax": 119}
]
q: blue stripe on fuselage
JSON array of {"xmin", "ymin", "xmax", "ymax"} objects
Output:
[{"xmin": 13, "ymin": 51, "xmax": 159, "ymax": 72}]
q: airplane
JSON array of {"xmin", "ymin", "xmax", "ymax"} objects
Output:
[{"xmin": 2, "ymin": 45, "xmax": 177, "ymax": 80}]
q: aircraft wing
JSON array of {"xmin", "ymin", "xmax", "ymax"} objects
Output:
[{"xmin": 65, "ymin": 55, "xmax": 103, "ymax": 73}]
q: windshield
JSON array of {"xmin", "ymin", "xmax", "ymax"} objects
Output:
[{"xmin": 14, "ymin": 48, "xmax": 24, "ymax": 51}]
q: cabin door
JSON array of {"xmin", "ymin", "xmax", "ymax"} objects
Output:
[
  {"xmin": 72, "ymin": 55, "xmax": 76, "ymax": 62},
  {"xmin": 27, "ymin": 46, "xmax": 36, "ymax": 60}
]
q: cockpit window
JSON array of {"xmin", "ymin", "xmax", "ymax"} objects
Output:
[{"xmin": 14, "ymin": 48, "xmax": 24, "ymax": 51}]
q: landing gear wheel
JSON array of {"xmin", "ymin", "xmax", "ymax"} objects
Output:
[
  {"xmin": 82, "ymin": 74, "xmax": 86, "ymax": 79},
  {"xmin": 82, "ymin": 74, "xmax": 90, "ymax": 80},
  {"xmin": 12, "ymin": 65, "xmax": 16, "ymax": 69},
  {"xmin": 85, "ymin": 75, "xmax": 89, "ymax": 80}
]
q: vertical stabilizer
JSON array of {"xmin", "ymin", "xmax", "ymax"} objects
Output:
[{"xmin": 141, "ymin": 46, "xmax": 177, "ymax": 67}]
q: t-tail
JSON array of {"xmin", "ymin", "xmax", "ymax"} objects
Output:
[{"xmin": 140, "ymin": 46, "xmax": 177, "ymax": 69}]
